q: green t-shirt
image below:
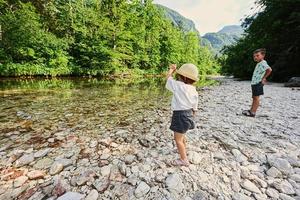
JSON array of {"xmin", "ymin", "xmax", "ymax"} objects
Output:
[{"xmin": 251, "ymin": 60, "xmax": 270, "ymax": 85}]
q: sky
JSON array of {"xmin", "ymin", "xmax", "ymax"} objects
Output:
[{"xmin": 154, "ymin": 0, "xmax": 257, "ymax": 35}]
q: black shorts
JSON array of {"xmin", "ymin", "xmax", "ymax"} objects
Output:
[
  {"xmin": 251, "ymin": 82, "xmax": 264, "ymax": 96},
  {"xmin": 170, "ymin": 109, "xmax": 195, "ymax": 134}
]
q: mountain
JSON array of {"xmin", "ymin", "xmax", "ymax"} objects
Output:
[
  {"xmin": 156, "ymin": 4, "xmax": 199, "ymax": 34},
  {"xmin": 202, "ymin": 25, "xmax": 244, "ymax": 55},
  {"xmin": 218, "ymin": 25, "xmax": 244, "ymax": 36},
  {"xmin": 157, "ymin": 5, "xmax": 244, "ymax": 55}
]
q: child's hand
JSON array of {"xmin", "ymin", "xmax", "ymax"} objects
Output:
[
  {"xmin": 262, "ymin": 78, "xmax": 267, "ymax": 85},
  {"xmin": 169, "ymin": 64, "xmax": 177, "ymax": 72}
]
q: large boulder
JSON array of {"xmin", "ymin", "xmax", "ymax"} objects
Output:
[{"xmin": 284, "ymin": 77, "xmax": 300, "ymax": 87}]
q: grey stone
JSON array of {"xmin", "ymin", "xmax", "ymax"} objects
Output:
[
  {"xmin": 267, "ymin": 167, "xmax": 282, "ymax": 178},
  {"xmin": 93, "ymin": 179, "xmax": 110, "ymax": 193},
  {"xmin": 284, "ymin": 77, "xmax": 300, "ymax": 87},
  {"xmin": 57, "ymin": 192, "xmax": 85, "ymax": 200},
  {"xmin": 241, "ymin": 179, "xmax": 261, "ymax": 194},
  {"xmin": 49, "ymin": 162, "xmax": 64, "ymax": 175},
  {"xmin": 13, "ymin": 176, "xmax": 28, "ymax": 188},
  {"xmin": 134, "ymin": 181, "xmax": 150, "ymax": 198},
  {"xmin": 231, "ymin": 149, "xmax": 248, "ymax": 163},
  {"xmin": 15, "ymin": 153, "xmax": 34, "ymax": 167},
  {"xmin": 268, "ymin": 157, "xmax": 293, "ymax": 175},
  {"xmin": 34, "ymin": 148, "xmax": 51, "ymax": 158},
  {"xmin": 232, "ymin": 193, "xmax": 252, "ymax": 200},
  {"xmin": 85, "ymin": 189, "xmax": 98, "ymax": 200},
  {"xmin": 166, "ymin": 173, "xmax": 184, "ymax": 193},
  {"xmin": 266, "ymin": 187, "xmax": 280, "ymax": 199},
  {"xmin": 124, "ymin": 155, "xmax": 135, "ymax": 164},
  {"xmin": 290, "ymin": 174, "xmax": 300, "ymax": 182},
  {"xmin": 279, "ymin": 193, "xmax": 296, "ymax": 200},
  {"xmin": 55, "ymin": 158, "xmax": 72, "ymax": 167},
  {"xmin": 274, "ymin": 180, "xmax": 295, "ymax": 195},
  {"xmin": 34, "ymin": 157, "xmax": 53, "ymax": 169},
  {"xmin": 188, "ymin": 151, "xmax": 202, "ymax": 164}
]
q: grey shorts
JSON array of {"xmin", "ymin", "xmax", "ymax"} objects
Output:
[{"xmin": 170, "ymin": 109, "xmax": 195, "ymax": 134}]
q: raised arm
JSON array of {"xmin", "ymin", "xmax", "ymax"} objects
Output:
[{"xmin": 166, "ymin": 64, "xmax": 177, "ymax": 79}]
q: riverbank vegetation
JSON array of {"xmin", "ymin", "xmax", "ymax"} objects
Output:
[
  {"xmin": 0, "ymin": 0, "xmax": 218, "ymax": 77},
  {"xmin": 222, "ymin": 0, "xmax": 300, "ymax": 82}
]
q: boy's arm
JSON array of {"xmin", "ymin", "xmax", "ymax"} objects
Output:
[{"xmin": 262, "ymin": 68, "xmax": 272, "ymax": 84}]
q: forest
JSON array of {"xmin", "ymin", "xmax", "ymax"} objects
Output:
[
  {"xmin": 0, "ymin": 0, "xmax": 217, "ymax": 77},
  {"xmin": 222, "ymin": 0, "xmax": 300, "ymax": 82}
]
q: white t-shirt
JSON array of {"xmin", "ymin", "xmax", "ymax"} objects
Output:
[{"xmin": 166, "ymin": 77, "xmax": 198, "ymax": 111}]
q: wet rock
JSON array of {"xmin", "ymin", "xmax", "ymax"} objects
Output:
[
  {"xmin": 241, "ymin": 179, "xmax": 261, "ymax": 194},
  {"xmin": 266, "ymin": 187, "xmax": 280, "ymax": 199},
  {"xmin": 166, "ymin": 173, "xmax": 184, "ymax": 193},
  {"xmin": 27, "ymin": 170, "xmax": 45, "ymax": 180},
  {"xmin": 273, "ymin": 180, "xmax": 295, "ymax": 195},
  {"xmin": 49, "ymin": 162, "xmax": 64, "ymax": 175},
  {"xmin": 15, "ymin": 153, "xmax": 34, "ymax": 167},
  {"xmin": 57, "ymin": 192, "xmax": 84, "ymax": 200},
  {"xmin": 85, "ymin": 189, "xmax": 98, "ymax": 200},
  {"xmin": 188, "ymin": 151, "xmax": 202, "ymax": 164},
  {"xmin": 134, "ymin": 181, "xmax": 150, "ymax": 198},
  {"xmin": 13, "ymin": 176, "xmax": 28, "ymax": 188},
  {"xmin": 268, "ymin": 157, "xmax": 293, "ymax": 175}
]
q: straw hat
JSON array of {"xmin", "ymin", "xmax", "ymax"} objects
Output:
[{"xmin": 177, "ymin": 63, "xmax": 199, "ymax": 81}]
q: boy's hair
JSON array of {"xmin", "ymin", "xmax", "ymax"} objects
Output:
[
  {"xmin": 253, "ymin": 48, "xmax": 266, "ymax": 55},
  {"xmin": 176, "ymin": 74, "xmax": 196, "ymax": 85}
]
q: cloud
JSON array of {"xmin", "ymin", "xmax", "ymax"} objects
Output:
[{"xmin": 154, "ymin": 0, "xmax": 256, "ymax": 35}]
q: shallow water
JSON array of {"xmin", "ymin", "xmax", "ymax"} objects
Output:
[{"xmin": 0, "ymin": 77, "xmax": 215, "ymax": 144}]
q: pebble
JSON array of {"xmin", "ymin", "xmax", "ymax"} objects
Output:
[
  {"xmin": 241, "ymin": 179, "xmax": 261, "ymax": 194},
  {"xmin": 49, "ymin": 162, "xmax": 64, "ymax": 175},
  {"xmin": 27, "ymin": 170, "xmax": 45, "ymax": 180},
  {"xmin": 267, "ymin": 166, "xmax": 282, "ymax": 178},
  {"xmin": 13, "ymin": 176, "xmax": 28, "ymax": 188},
  {"xmin": 266, "ymin": 187, "xmax": 280, "ymax": 199},
  {"xmin": 279, "ymin": 193, "xmax": 296, "ymax": 200},
  {"xmin": 188, "ymin": 151, "xmax": 202, "ymax": 164},
  {"xmin": 15, "ymin": 153, "xmax": 34, "ymax": 167},
  {"xmin": 268, "ymin": 157, "xmax": 293, "ymax": 175},
  {"xmin": 124, "ymin": 155, "xmax": 135, "ymax": 164},
  {"xmin": 57, "ymin": 192, "xmax": 85, "ymax": 200},
  {"xmin": 273, "ymin": 180, "xmax": 295, "ymax": 195},
  {"xmin": 134, "ymin": 181, "xmax": 150, "ymax": 198},
  {"xmin": 166, "ymin": 173, "xmax": 184, "ymax": 193},
  {"xmin": 34, "ymin": 148, "xmax": 51, "ymax": 158},
  {"xmin": 34, "ymin": 157, "xmax": 53, "ymax": 169},
  {"xmin": 85, "ymin": 189, "xmax": 98, "ymax": 200}
]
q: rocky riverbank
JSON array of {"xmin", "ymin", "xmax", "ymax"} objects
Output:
[{"xmin": 0, "ymin": 78, "xmax": 299, "ymax": 200}]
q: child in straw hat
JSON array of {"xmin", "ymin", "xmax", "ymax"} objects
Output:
[{"xmin": 166, "ymin": 63, "xmax": 199, "ymax": 166}]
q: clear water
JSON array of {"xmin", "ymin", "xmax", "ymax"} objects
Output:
[{"xmin": 0, "ymin": 77, "xmax": 215, "ymax": 146}]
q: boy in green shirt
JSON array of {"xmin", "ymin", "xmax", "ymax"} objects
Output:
[{"xmin": 242, "ymin": 48, "xmax": 272, "ymax": 117}]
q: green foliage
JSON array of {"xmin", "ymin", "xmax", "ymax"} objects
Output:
[
  {"xmin": 0, "ymin": 0, "xmax": 217, "ymax": 77},
  {"xmin": 222, "ymin": 0, "xmax": 300, "ymax": 81}
]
